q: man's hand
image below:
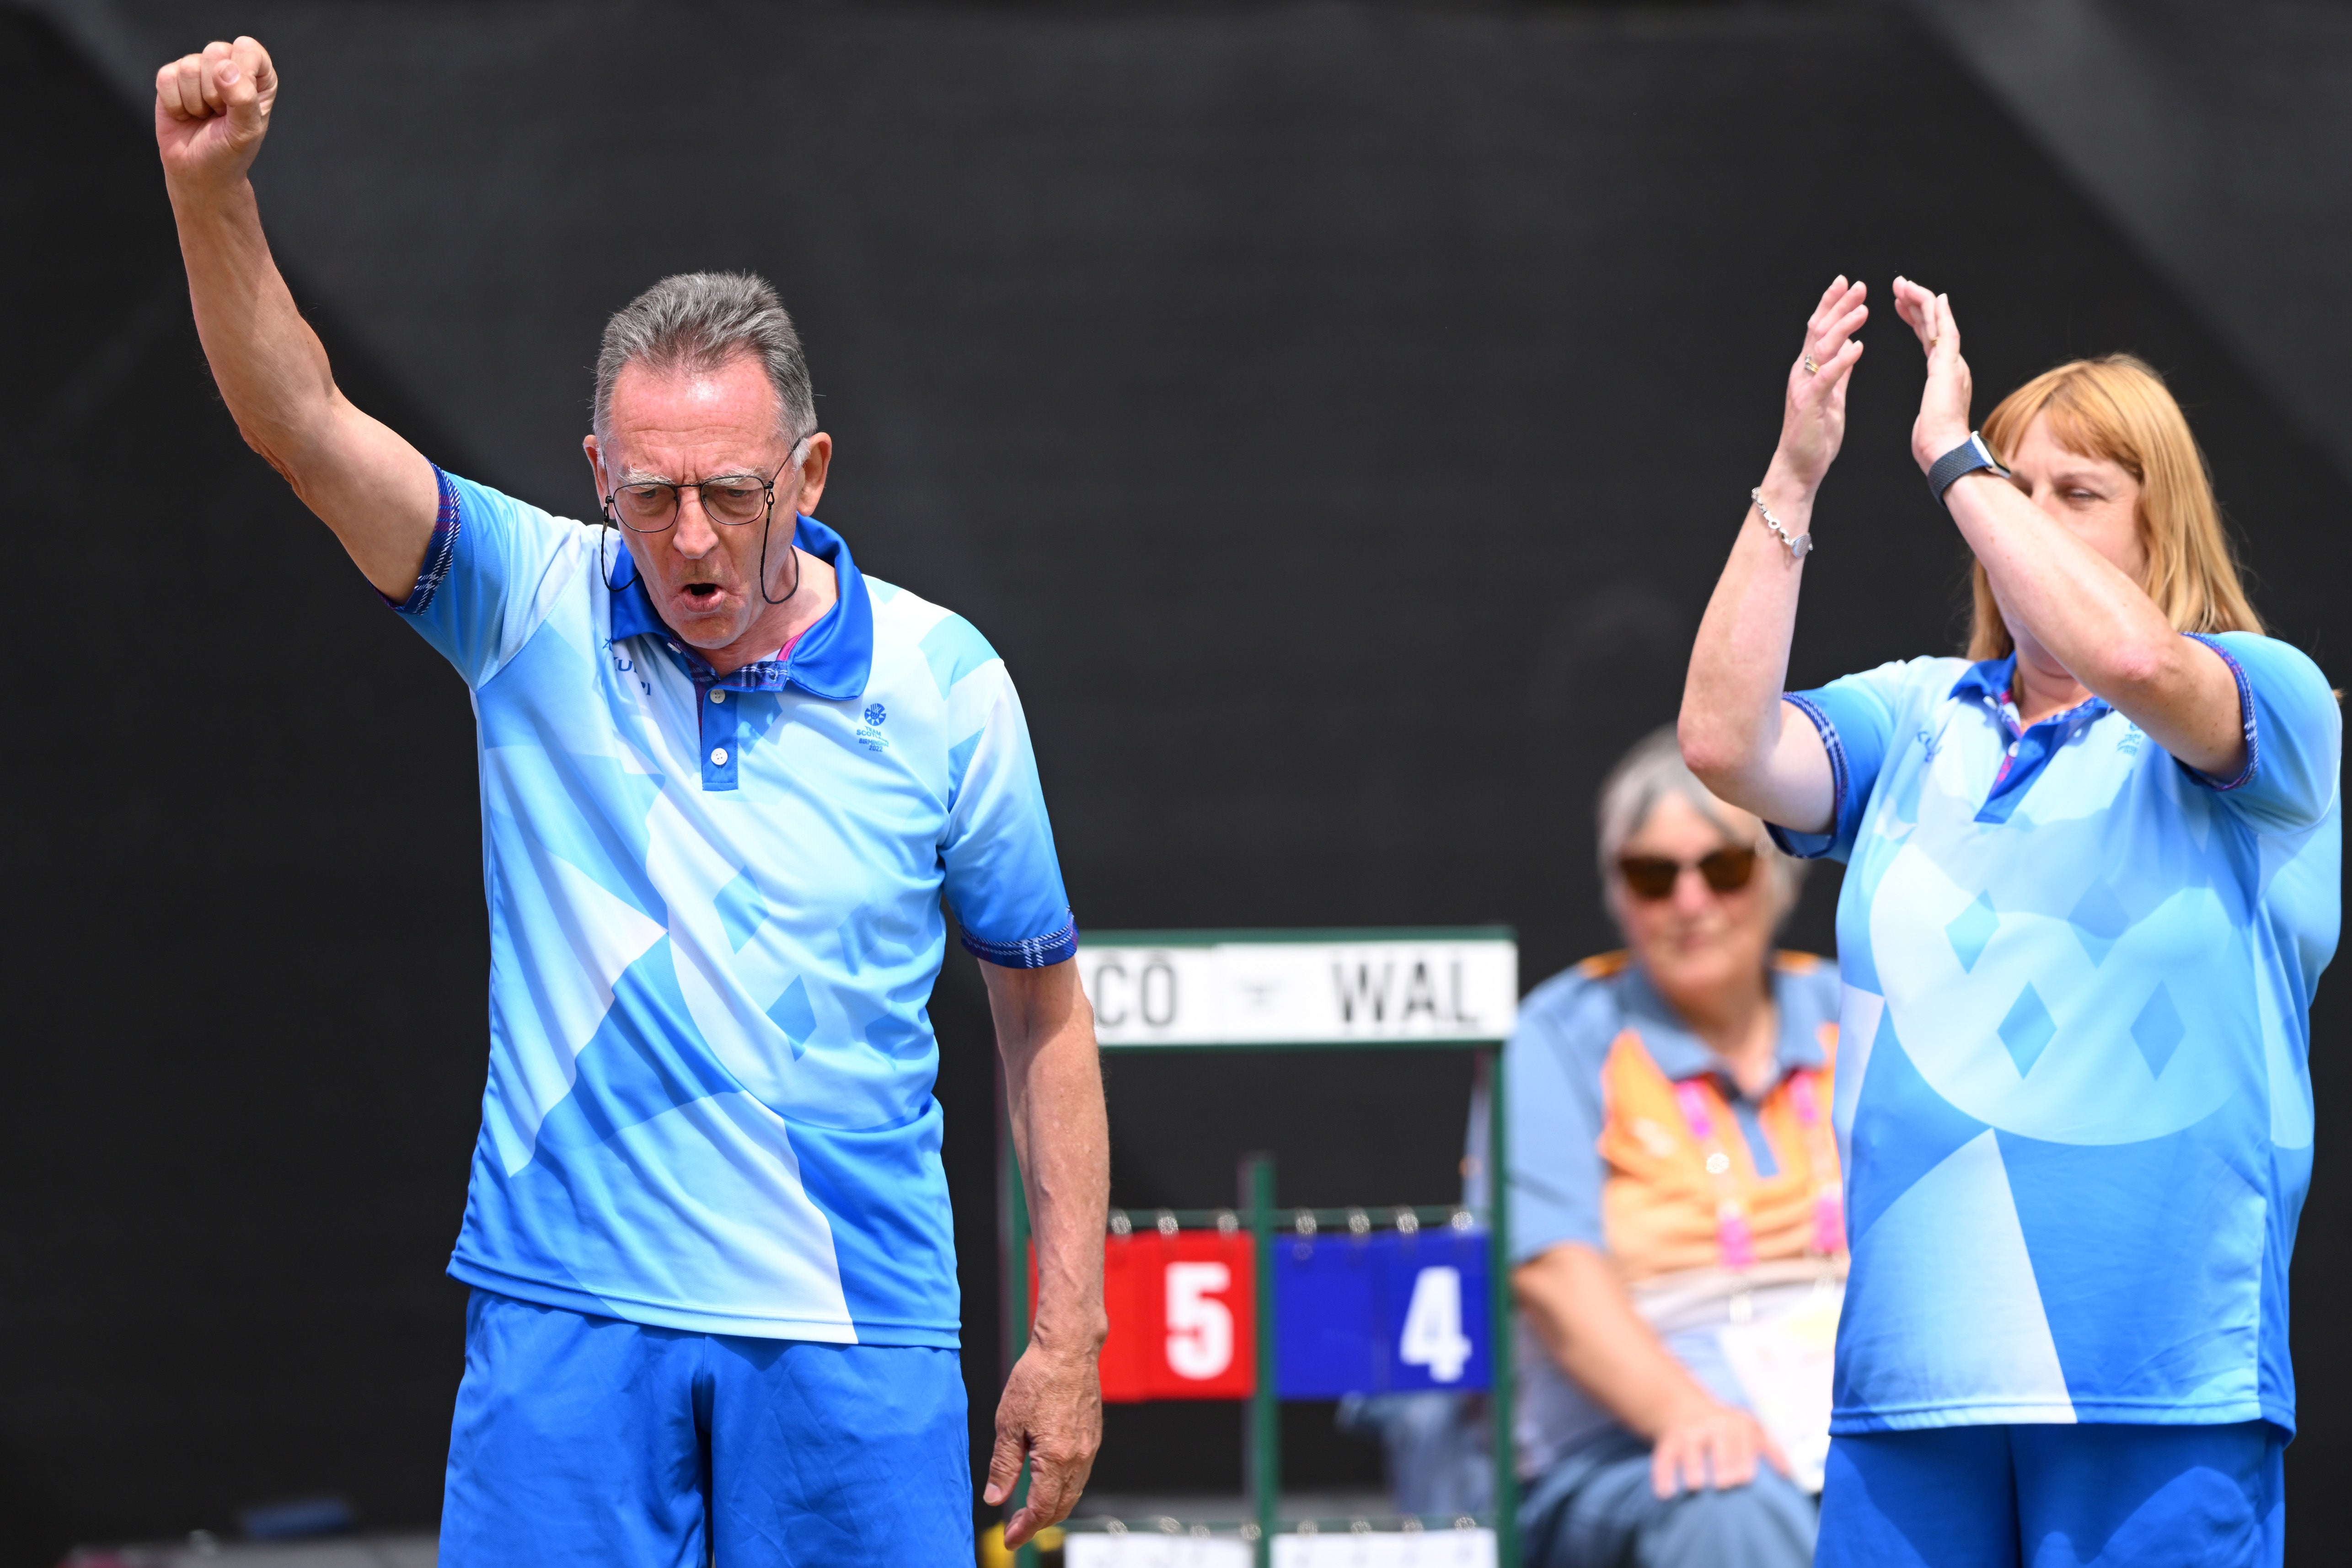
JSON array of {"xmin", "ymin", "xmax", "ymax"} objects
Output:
[
  {"xmin": 156, "ymin": 37, "xmax": 278, "ymax": 196},
  {"xmin": 1893, "ymin": 276, "xmax": 1974, "ymax": 472},
  {"xmin": 1648, "ymin": 1397, "xmax": 1789, "ymax": 1500},
  {"xmin": 985, "ymin": 1340, "xmax": 1103, "ymax": 1547}
]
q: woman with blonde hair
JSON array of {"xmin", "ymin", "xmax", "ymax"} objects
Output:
[{"xmin": 1680, "ymin": 278, "xmax": 2339, "ymax": 1567}]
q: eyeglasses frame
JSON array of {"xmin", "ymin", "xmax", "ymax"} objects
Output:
[{"xmin": 599, "ymin": 438, "xmax": 810, "ymax": 535}]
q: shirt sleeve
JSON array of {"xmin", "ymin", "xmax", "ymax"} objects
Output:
[
  {"xmin": 1504, "ymin": 980, "xmax": 1615, "ymax": 1266},
  {"xmin": 2183, "ymin": 632, "xmax": 2342, "ymax": 831},
  {"xmin": 936, "ymin": 625, "xmax": 1078, "ymax": 969},
  {"xmin": 388, "ymin": 466, "xmax": 584, "ymax": 690},
  {"xmin": 1770, "ymin": 658, "xmax": 1924, "ymax": 862}
]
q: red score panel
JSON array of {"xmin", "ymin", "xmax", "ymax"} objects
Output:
[{"xmin": 1034, "ymin": 1229, "xmax": 1255, "ymax": 1402}]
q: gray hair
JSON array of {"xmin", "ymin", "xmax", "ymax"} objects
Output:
[
  {"xmin": 1596, "ymin": 725, "xmax": 1804, "ymax": 913},
  {"xmin": 593, "ymin": 272, "xmax": 816, "ymax": 445}
]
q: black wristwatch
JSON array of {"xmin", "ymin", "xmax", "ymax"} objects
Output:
[{"xmin": 1928, "ymin": 431, "xmax": 2011, "ymax": 506}]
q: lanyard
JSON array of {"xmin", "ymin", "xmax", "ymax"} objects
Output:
[
  {"xmin": 1672, "ymin": 1078, "xmax": 1757, "ymax": 1269},
  {"xmin": 1672, "ymin": 1068, "xmax": 1844, "ymax": 1270}
]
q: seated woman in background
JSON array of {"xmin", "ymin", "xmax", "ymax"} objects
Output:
[{"xmin": 1503, "ymin": 727, "xmax": 1844, "ymax": 1568}]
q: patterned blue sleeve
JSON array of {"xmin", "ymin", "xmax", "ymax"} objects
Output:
[
  {"xmin": 2184, "ymin": 631, "xmax": 2342, "ymax": 831},
  {"xmin": 1770, "ymin": 659, "xmax": 1920, "ymax": 862},
  {"xmin": 936, "ymin": 633, "xmax": 1078, "ymax": 969},
  {"xmin": 388, "ymin": 467, "xmax": 583, "ymax": 690},
  {"xmin": 1505, "ymin": 977, "xmax": 1616, "ymax": 1266}
]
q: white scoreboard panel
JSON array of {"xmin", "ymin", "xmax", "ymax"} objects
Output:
[
  {"xmin": 1079, "ymin": 931, "xmax": 1517, "ymax": 1049},
  {"xmin": 1062, "ymin": 1528, "xmax": 1498, "ymax": 1568}
]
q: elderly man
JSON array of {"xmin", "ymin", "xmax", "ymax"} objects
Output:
[{"xmin": 155, "ymin": 36, "xmax": 1106, "ymax": 1566}]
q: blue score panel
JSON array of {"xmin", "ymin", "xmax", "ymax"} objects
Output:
[{"xmin": 1275, "ymin": 1227, "xmax": 1492, "ymax": 1398}]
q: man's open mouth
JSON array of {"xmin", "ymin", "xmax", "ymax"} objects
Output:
[{"xmin": 683, "ymin": 583, "xmax": 722, "ymax": 605}]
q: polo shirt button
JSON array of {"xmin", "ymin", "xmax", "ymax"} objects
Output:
[
  {"xmin": 710, "ymin": 747, "xmax": 729, "ymax": 766},
  {"xmin": 2008, "ymin": 742, "xmax": 2019, "ymax": 755},
  {"xmin": 710, "ymin": 689, "xmax": 726, "ymax": 704}
]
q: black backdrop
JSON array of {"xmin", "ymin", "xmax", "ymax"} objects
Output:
[{"xmin": 7, "ymin": 1, "xmax": 2347, "ymax": 1562}]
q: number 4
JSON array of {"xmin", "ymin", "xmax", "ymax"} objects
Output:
[{"xmin": 1398, "ymin": 1266, "xmax": 1473, "ymax": 1383}]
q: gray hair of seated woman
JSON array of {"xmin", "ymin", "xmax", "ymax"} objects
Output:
[{"xmin": 1595, "ymin": 725, "xmax": 1806, "ymax": 924}]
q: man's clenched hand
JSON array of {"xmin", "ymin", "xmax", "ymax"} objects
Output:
[{"xmin": 155, "ymin": 37, "xmax": 278, "ymax": 195}]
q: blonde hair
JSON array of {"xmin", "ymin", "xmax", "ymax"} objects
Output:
[{"xmin": 1968, "ymin": 355, "xmax": 2261, "ymax": 660}]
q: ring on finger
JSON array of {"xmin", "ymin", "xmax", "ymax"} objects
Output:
[{"xmin": 1802, "ymin": 357, "xmax": 1820, "ymax": 375}]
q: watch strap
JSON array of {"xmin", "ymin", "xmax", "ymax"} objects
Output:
[{"xmin": 1928, "ymin": 431, "xmax": 2010, "ymax": 505}]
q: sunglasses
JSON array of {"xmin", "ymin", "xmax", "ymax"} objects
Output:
[{"xmin": 1617, "ymin": 846, "xmax": 1759, "ymax": 901}]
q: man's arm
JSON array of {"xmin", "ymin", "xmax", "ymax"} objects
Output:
[
  {"xmin": 980, "ymin": 958, "xmax": 1108, "ymax": 1548},
  {"xmin": 157, "ymin": 37, "xmax": 437, "ymax": 597},
  {"xmin": 1514, "ymin": 1243, "xmax": 1786, "ymax": 1498}
]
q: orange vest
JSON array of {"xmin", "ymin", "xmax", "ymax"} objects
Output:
[{"xmin": 1582, "ymin": 951, "xmax": 1844, "ymax": 1282}]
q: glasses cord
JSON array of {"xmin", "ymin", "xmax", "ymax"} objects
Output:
[
  {"xmin": 757, "ymin": 503, "xmax": 802, "ymax": 607},
  {"xmin": 598, "ymin": 506, "xmax": 639, "ymax": 594}
]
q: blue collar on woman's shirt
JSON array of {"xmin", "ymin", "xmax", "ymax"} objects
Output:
[
  {"xmin": 607, "ymin": 513, "xmax": 873, "ymax": 700},
  {"xmin": 1617, "ymin": 958, "xmax": 1830, "ymax": 1097},
  {"xmin": 1948, "ymin": 654, "xmax": 2111, "ymax": 825}
]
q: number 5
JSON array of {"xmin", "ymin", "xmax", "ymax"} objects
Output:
[{"xmin": 1165, "ymin": 1261, "xmax": 1234, "ymax": 1380}]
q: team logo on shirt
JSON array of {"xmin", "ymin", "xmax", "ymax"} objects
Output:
[
  {"xmin": 855, "ymin": 701, "xmax": 891, "ymax": 753},
  {"xmin": 865, "ymin": 702, "xmax": 887, "ymax": 726},
  {"xmin": 602, "ymin": 637, "xmax": 649, "ymax": 696}
]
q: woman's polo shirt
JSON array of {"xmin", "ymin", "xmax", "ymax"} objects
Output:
[{"xmin": 1774, "ymin": 632, "xmax": 2339, "ymax": 1434}]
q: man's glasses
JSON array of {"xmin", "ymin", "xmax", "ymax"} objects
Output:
[
  {"xmin": 602, "ymin": 455, "xmax": 794, "ymax": 534},
  {"xmin": 1617, "ymin": 846, "xmax": 1759, "ymax": 902}
]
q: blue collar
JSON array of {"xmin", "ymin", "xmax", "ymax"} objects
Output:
[
  {"xmin": 1946, "ymin": 653, "xmax": 2109, "ymax": 728},
  {"xmin": 1947, "ymin": 653, "xmax": 2017, "ymax": 708},
  {"xmin": 607, "ymin": 514, "xmax": 873, "ymax": 701},
  {"xmin": 1947, "ymin": 653, "xmax": 2111, "ymax": 824},
  {"xmin": 1618, "ymin": 959, "xmax": 1828, "ymax": 1098}
]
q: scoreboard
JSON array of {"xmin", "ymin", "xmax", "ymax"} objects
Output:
[
  {"xmin": 1003, "ymin": 928, "xmax": 1521, "ymax": 1568},
  {"xmin": 1041, "ymin": 1220, "xmax": 1494, "ymax": 1403}
]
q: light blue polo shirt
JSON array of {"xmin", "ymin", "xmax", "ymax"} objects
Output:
[
  {"xmin": 392, "ymin": 468, "xmax": 1076, "ymax": 1345},
  {"xmin": 1774, "ymin": 632, "xmax": 2340, "ymax": 1434}
]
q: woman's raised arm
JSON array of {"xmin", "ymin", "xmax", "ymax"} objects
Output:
[{"xmin": 1678, "ymin": 279, "xmax": 1859, "ymax": 835}]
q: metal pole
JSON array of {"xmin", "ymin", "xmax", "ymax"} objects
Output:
[
  {"xmin": 1240, "ymin": 1152, "xmax": 1278, "ymax": 1568},
  {"xmin": 1483, "ymin": 1047, "xmax": 1519, "ymax": 1567},
  {"xmin": 1001, "ymin": 1094, "xmax": 1038, "ymax": 1568}
]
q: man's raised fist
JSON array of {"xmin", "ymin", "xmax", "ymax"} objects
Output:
[{"xmin": 155, "ymin": 37, "xmax": 279, "ymax": 192}]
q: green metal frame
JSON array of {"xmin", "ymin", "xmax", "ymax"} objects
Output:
[{"xmin": 998, "ymin": 927, "xmax": 1518, "ymax": 1568}]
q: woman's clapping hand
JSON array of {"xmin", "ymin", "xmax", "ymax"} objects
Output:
[
  {"xmin": 1892, "ymin": 277, "xmax": 1975, "ymax": 472},
  {"xmin": 1767, "ymin": 276, "xmax": 1868, "ymax": 496}
]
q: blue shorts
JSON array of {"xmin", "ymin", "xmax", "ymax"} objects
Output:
[
  {"xmin": 439, "ymin": 1289, "xmax": 973, "ymax": 1568},
  {"xmin": 1816, "ymin": 1423, "xmax": 2284, "ymax": 1568}
]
